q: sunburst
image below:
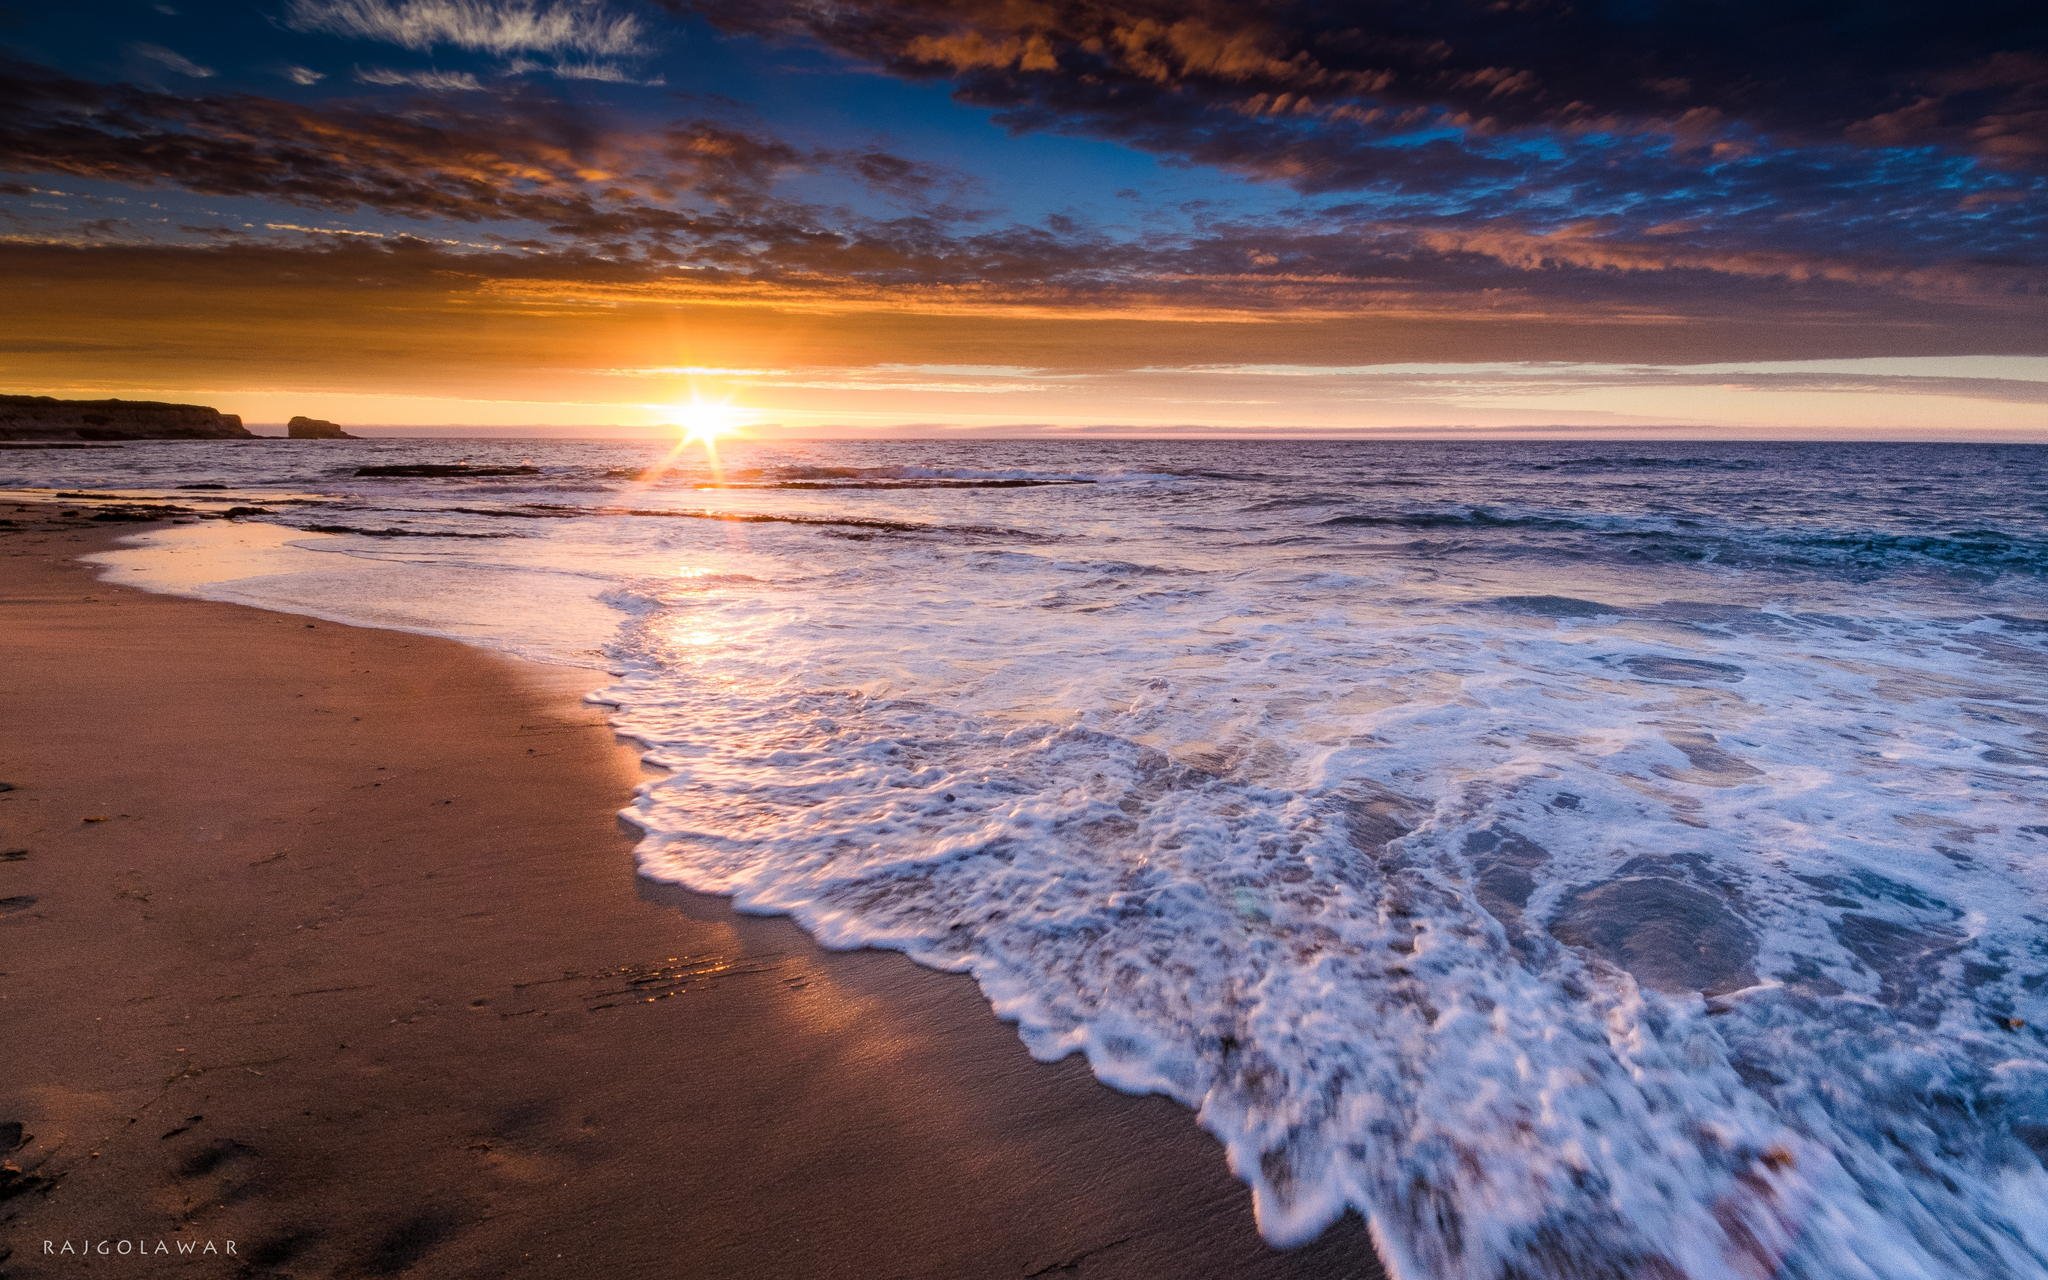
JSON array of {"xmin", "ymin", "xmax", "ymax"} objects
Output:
[{"xmin": 665, "ymin": 394, "xmax": 748, "ymax": 448}]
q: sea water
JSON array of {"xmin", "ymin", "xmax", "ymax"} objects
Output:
[{"xmin": 12, "ymin": 438, "xmax": 2048, "ymax": 1279}]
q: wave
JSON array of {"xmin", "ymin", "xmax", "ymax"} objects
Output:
[
  {"xmin": 1781, "ymin": 529, "xmax": 2048, "ymax": 575},
  {"xmin": 695, "ymin": 477, "xmax": 1087, "ymax": 491},
  {"xmin": 1316, "ymin": 507, "xmax": 2048, "ymax": 578},
  {"xmin": 1483, "ymin": 594, "xmax": 1624, "ymax": 618},
  {"xmin": 1606, "ymin": 527, "xmax": 2048, "ymax": 579},
  {"xmin": 595, "ymin": 505, "xmax": 1040, "ymax": 540},
  {"xmin": 353, "ymin": 499, "xmax": 1039, "ymax": 539},
  {"xmin": 1535, "ymin": 454, "xmax": 1770, "ymax": 473},
  {"xmin": 724, "ymin": 463, "xmax": 1108, "ymax": 485},
  {"xmin": 1319, "ymin": 507, "xmax": 1598, "ymax": 532}
]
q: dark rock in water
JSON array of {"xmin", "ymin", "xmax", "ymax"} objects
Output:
[
  {"xmin": 354, "ymin": 463, "xmax": 540, "ymax": 478},
  {"xmin": 304, "ymin": 522, "xmax": 508, "ymax": 539},
  {"xmin": 0, "ymin": 395, "xmax": 251, "ymax": 441},
  {"xmin": 1550, "ymin": 875, "xmax": 1759, "ymax": 995},
  {"xmin": 287, "ymin": 415, "xmax": 355, "ymax": 439},
  {"xmin": 63, "ymin": 501, "xmax": 194, "ymax": 523},
  {"xmin": 90, "ymin": 506, "xmax": 180, "ymax": 522}
]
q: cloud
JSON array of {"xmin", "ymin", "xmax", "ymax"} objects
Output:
[
  {"xmin": 2, "ymin": 236, "xmax": 2038, "ymax": 373},
  {"xmin": 286, "ymin": 0, "xmax": 645, "ymax": 58},
  {"xmin": 262, "ymin": 221, "xmax": 389, "ymax": 237},
  {"xmin": 0, "ymin": 55, "xmax": 2038, "ymax": 361},
  {"xmin": 1130, "ymin": 358, "xmax": 2048, "ymax": 408},
  {"xmin": 504, "ymin": 55, "xmax": 662, "ymax": 85},
  {"xmin": 354, "ymin": 66, "xmax": 485, "ymax": 90},
  {"xmin": 675, "ymin": 1, "xmax": 2048, "ymax": 161},
  {"xmin": 128, "ymin": 43, "xmax": 214, "ymax": 78},
  {"xmin": 282, "ymin": 65, "xmax": 327, "ymax": 85},
  {"xmin": 662, "ymin": 0, "xmax": 2048, "ymax": 259},
  {"xmin": 0, "ymin": 61, "xmax": 985, "ymax": 261}
]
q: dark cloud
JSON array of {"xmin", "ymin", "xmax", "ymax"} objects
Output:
[
  {"xmin": 669, "ymin": 0, "xmax": 2048, "ymax": 263},
  {"xmin": 675, "ymin": 0, "xmax": 2048, "ymax": 158}
]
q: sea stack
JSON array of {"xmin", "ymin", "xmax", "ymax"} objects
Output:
[
  {"xmin": 0, "ymin": 395, "xmax": 252, "ymax": 441},
  {"xmin": 287, "ymin": 415, "xmax": 356, "ymax": 439}
]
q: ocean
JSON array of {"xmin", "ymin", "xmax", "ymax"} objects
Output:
[{"xmin": 10, "ymin": 437, "xmax": 2048, "ymax": 1279}]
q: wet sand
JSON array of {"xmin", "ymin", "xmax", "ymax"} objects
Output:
[{"xmin": 0, "ymin": 506, "xmax": 1385, "ymax": 1278}]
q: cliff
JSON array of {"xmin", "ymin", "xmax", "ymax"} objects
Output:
[
  {"xmin": 0, "ymin": 396, "xmax": 252, "ymax": 441},
  {"xmin": 287, "ymin": 416, "xmax": 356, "ymax": 439}
]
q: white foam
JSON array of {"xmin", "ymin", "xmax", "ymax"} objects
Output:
[{"xmin": 604, "ymin": 572, "xmax": 2048, "ymax": 1277}]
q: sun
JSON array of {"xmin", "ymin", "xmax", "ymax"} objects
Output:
[{"xmin": 664, "ymin": 394, "xmax": 748, "ymax": 447}]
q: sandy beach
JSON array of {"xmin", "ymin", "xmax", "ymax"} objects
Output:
[
  {"xmin": 0, "ymin": 504, "xmax": 1385, "ymax": 1279},
  {"xmin": 6, "ymin": 0, "xmax": 2043, "ymax": 1264}
]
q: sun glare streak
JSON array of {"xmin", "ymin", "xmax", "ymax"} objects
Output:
[
  {"xmin": 665, "ymin": 394, "xmax": 748, "ymax": 447},
  {"xmin": 665, "ymin": 392, "xmax": 751, "ymax": 484},
  {"xmin": 622, "ymin": 391, "xmax": 753, "ymax": 494}
]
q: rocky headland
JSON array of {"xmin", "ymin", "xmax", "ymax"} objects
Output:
[{"xmin": 0, "ymin": 396, "xmax": 252, "ymax": 442}]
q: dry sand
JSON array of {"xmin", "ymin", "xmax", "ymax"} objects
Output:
[{"xmin": 0, "ymin": 506, "xmax": 1385, "ymax": 1279}]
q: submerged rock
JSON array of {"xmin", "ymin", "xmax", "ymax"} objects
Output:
[{"xmin": 354, "ymin": 463, "xmax": 540, "ymax": 478}]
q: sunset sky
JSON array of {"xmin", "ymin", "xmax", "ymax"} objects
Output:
[{"xmin": 2, "ymin": 0, "xmax": 2045, "ymax": 436}]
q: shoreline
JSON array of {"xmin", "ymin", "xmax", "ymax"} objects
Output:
[{"xmin": 0, "ymin": 507, "xmax": 1385, "ymax": 1279}]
